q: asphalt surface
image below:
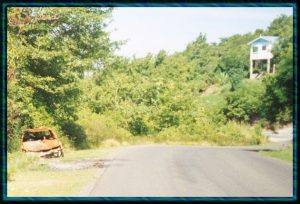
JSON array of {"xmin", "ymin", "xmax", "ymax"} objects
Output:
[
  {"xmin": 88, "ymin": 145, "xmax": 293, "ymax": 197},
  {"xmin": 263, "ymin": 124, "xmax": 293, "ymax": 146}
]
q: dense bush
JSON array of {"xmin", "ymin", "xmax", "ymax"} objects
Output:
[
  {"xmin": 77, "ymin": 111, "xmax": 132, "ymax": 147},
  {"xmin": 128, "ymin": 116, "xmax": 150, "ymax": 136},
  {"xmin": 154, "ymin": 121, "xmax": 264, "ymax": 146},
  {"xmin": 73, "ymin": 14, "xmax": 292, "ymax": 146},
  {"xmin": 7, "ymin": 8, "xmax": 116, "ymax": 152},
  {"xmin": 218, "ymin": 121, "xmax": 264, "ymax": 145},
  {"xmin": 260, "ymin": 42, "xmax": 293, "ymax": 124},
  {"xmin": 222, "ymin": 80, "xmax": 265, "ymax": 122},
  {"xmin": 7, "ymin": 11, "xmax": 292, "ymax": 150}
]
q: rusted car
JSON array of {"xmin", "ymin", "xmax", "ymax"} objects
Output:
[{"xmin": 21, "ymin": 128, "xmax": 64, "ymax": 158}]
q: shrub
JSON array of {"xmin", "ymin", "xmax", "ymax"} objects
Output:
[
  {"xmin": 260, "ymin": 62, "xmax": 293, "ymax": 125},
  {"xmin": 128, "ymin": 116, "xmax": 150, "ymax": 136},
  {"xmin": 202, "ymin": 94, "xmax": 227, "ymax": 125},
  {"xmin": 155, "ymin": 126, "xmax": 185, "ymax": 143},
  {"xmin": 60, "ymin": 121, "xmax": 89, "ymax": 149},
  {"xmin": 216, "ymin": 121, "xmax": 264, "ymax": 146},
  {"xmin": 222, "ymin": 80, "xmax": 265, "ymax": 122},
  {"xmin": 186, "ymin": 120, "xmax": 218, "ymax": 142},
  {"xmin": 154, "ymin": 118, "xmax": 217, "ymax": 145},
  {"xmin": 78, "ymin": 112, "xmax": 132, "ymax": 148},
  {"xmin": 275, "ymin": 107, "xmax": 292, "ymax": 124}
]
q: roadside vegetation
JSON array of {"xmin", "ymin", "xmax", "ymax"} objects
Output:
[
  {"xmin": 260, "ymin": 145, "xmax": 293, "ymax": 162},
  {"xmin": 6, "ymin": 8, "xmax": 293, "ymax": 197},
  {"xmin": 7, "ymin": 146, "xmax": 114, "ymax": 181},
  {"xmin": 7, "ymin": 147, "xmax": 114, "ymax": 196},
  {"xmin": 8, "ymin": 167, "xmax": 97, "ymax": 197},
  {"xmin": 7, "ymin": 152, "xmax": 40, "ymax": 182},
  {"xmin": 7, "ymin": 8, "xmax": 293, "ymax": 151}
]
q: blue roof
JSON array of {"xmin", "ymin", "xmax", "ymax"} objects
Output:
[{"xmin": 247, "ymin": 36, "xmax": 279, "ymax": 45}]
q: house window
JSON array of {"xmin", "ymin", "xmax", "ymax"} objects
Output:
[
  {"xmin": 262, "ymin": 45, "xmax": 267, "ymax": 50},
  {"xmin": 253, "ymin": 46, "xmax": 258, "ymax": 53}
]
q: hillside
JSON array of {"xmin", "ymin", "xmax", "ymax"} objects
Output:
[{"xmin": 7, "ymin": 8, "xmax": 293, "ymax": 151}]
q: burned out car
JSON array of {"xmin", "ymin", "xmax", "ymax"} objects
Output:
[{"xmin": 21, "ymin": 128, "xmax": 64, "ymax": 158}]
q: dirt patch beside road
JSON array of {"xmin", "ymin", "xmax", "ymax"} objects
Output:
[{"xmin": 41, "ymin": 158, "xmax": 104, "ymax": 171}]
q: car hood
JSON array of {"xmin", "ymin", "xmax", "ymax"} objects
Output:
[{"xmin": 22, "ymin": 140, "xmax": 60, "ymax": 152}]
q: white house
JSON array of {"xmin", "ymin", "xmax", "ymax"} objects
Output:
[{"xmin": 247, "ymin": 36, "xmax": 279, "ymax": 79}]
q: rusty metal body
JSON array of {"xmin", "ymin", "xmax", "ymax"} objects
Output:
[{"xmin": 21, "ymin": 128, "xmax": 64, "ymax": 158}]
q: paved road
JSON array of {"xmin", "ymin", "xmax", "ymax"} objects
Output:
[
  {"xmin": 263, "ymin": 124, "xmax": 293, "ymax": 146},
  {"xmin": 88, "ymin": 145, "xmax": 293, "ymax": 197}
]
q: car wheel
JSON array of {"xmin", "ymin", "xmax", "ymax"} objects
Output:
[
  {"xmin": 56, "ymin": 151, "xmax": 60, "ymax": 157},
  {"xmin": 60, "ymin": 148, "xmax": 64, "ymax": 157}
]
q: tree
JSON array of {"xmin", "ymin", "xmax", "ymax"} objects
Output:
[
  {"xmin": 261, "ymin": 42, "xmax": 293, "ymax": 124},
  {"xmin": 222, "ymin": 80, "xmax": 265, "ymax": 122},
  {"xmin": 155, "ymin": 50, "xmax": 167, "ymax": 67},
  {"xmin": 259, "ymin": 15, "xmax": 293, "ymax": 124},
  {"xmin": 7, "ymin": 7, "xmax": 116, "ymax": 150},
  {"xmin": 266, "ymin": 15, "xmax": 293, "ymax": 39},
  {"xmin": 217, "ymin": 52, "xmax": 247, "ymax": 91}
]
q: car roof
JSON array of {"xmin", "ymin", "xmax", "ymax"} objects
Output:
[{"xmin": 24, "ymin": 128, "xmax": 53, "ymax": 133}]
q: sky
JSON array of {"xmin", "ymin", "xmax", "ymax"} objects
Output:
[{"xmin": 106, "ymin": 7, "xmax": 293, "ymax": 58}]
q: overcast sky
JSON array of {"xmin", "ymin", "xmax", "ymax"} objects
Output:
[{"xmin": 106, "ymin": 7, "xmax": 293, "ymax": 58}]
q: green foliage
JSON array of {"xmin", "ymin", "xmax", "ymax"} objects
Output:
[
  {"xmin": 155, "ymin": 121, "xmax": 264, "ymax": 146},
  {"xmin": 218, "ymin": 53, "xmax": 246, "ymax": 91},
  {"xmin": 260, "ymin": 18, "xmax": 293, "ymax": 124},
  {"xmin": 266, "ymin": 15, "xmax": 293, "ymax": 39},
  {"xmin": 155, "ymin": 50, "xmax": 167, "ymax": 67},
  {"xmin": 77, "ymin": 111, "xmax": 132, "ymax": 147},
  {"xmin": 260, "ymin": 144, "xmax": 293, "ymax": 162},
  {"xmin": 7, "ymin": 11, "xmax": 293, "ymax": 150},
  {"xmin": 8, "ymin": 152, "xmax": 40, "ymax": 181},
  {"xmin": 202, "ymin": 94, "xmax": 227, "ymax": 125},
  {"xmin": 216, "ymin": 121, "xmax": 264, "ymax": 146},
  {"xmin": 128, "ymin": 116, "xmax": 150, "ymax": 136},
  {"xmin": 60, "ymin": 121, "xmax": 89, "ymax": 149},
  {"xmin": 217, "ymin": 33, "xmax": 257, "ymax": 91},
  {"xmin": 222, "ymin": 80, "xmax": 266, "ymax": 122},
  {"xmin": 7, "ymin": 7, "xmax": 116, "ymax": 151}
]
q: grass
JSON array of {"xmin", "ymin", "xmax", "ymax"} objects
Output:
[
  {"xmin": 260, "ymin": 145, "xmax": 293, "ymax": 162},
  {"xmin": 58, "ymin": 147, "xmax": 114, "ymax": 162},
  {"xmin": 8, "ymin": 168, "xmax": 97, "ymax": 197},
  {"xmin": 7, "ymin": 152, "xmax": 40, "ymax": 182},
  {"xmin": 7, "ymin": 130, "xmax": 273, "ymax": 197},
  {"xmin": 7, "ymin": 147, "xmax": 115, "ymax": 197}
]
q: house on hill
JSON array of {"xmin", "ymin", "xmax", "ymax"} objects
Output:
[{"xmin": 247, "ymin": 36, "xmax": 279, "ymax": 79}]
